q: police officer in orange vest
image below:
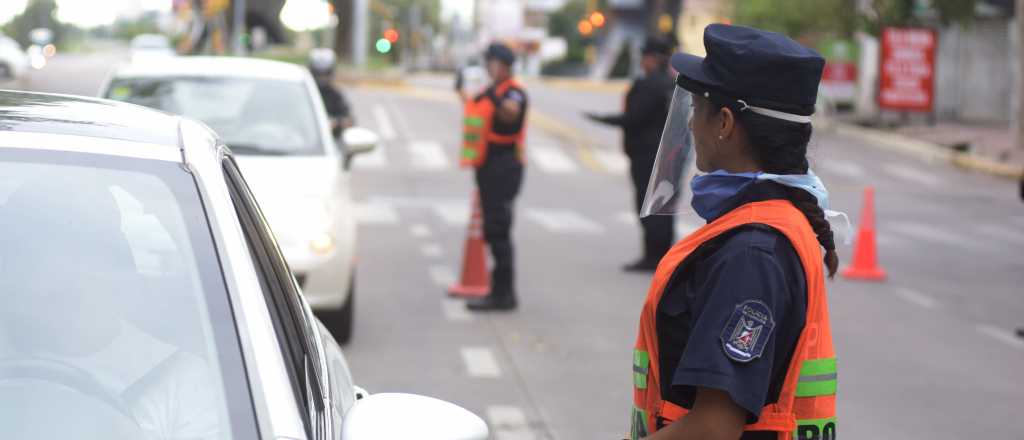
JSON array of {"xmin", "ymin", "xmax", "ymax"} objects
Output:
[
  {"xmin": 629, "ymin": 24, "xmax": 839, "ymax": 440},
  {"xmin": 458, "ymin": 43, "xmax": 528, "ymax": 311}
]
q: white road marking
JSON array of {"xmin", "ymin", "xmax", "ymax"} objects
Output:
[
  {"xmin": 976, "ymin": 324, "xmax": 1024, "ymax": 350},
  {"xmin": 893, "ymin": 287, "xmax": 940, "ymax": 309},
  {"xmin": 461, "ymin": 347, "xmax": 502, "ymax": 378},
  {"xmin": 883, "ymin": 163, "xmax": 941, "ymax": 187},
  {"xmin": 441, "ymin": 298, "xmax": 473, "ymax": 322},
  {"xmin": 530, "ymin": 145, "xmax": 579, "ymax": 174},
  {"xmin": 525, "ymin": 209, "xmax": 605, "ymax": 234},
  {"xmin": 428, "ymin": 265, "xmax": 455, "ymax": 286},
  {"xmin": 616, "ymin": 211, "xmax": 639, "ymax": 226},
  {"xmin": 421, "ymin": 243, "xmax": 444, "ymax": 258},
  {"xmin": 888, "ymin": 221, "xmax": 984, "ymax": 251},
  {"xmin": 408, "ymin": 140, "xmax": 450, "ymax": 170},
  {"xmin": 593, "ymin": 150, "xmax": 628, "ymax": 175},
  {"xmin": 433, "ymin": 203, "xmax": 470, "ymax": 226},
  {"xmin": 973, "ymin": 223, "xmax": 1024, "ymax": 246},
  {"xmin": 410, "ymin": 224, "xmax": 432, "ymax": 238},
  {"xmin": 486, "ymin": 405, "xmax": 536, "ymax": 440},
  {"xmin": 372, "ymin": 105, "xmax": 397, "ymax": 140},
  {"xmin": 354, "ymin": 202, "xmax": 399, "ymax": 225},
  {"xmin": 819, "ymin": 160, "xmax": 865, "ymax": 179}
]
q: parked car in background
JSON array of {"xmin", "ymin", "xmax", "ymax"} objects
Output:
[
  {"xmin": 0, "ymin": 91, "xmax": 488, "ymax": 440},
  {"xmin": 101, "ymin": 56, "xmax": 377, "ymax": 343},
  {"xmin": 129, "ymin": 33, "xmax": 175, "ymax": 63},
  {"xmin": 0, "ymin": 35, "xmax": 29, "ymax": 79}
]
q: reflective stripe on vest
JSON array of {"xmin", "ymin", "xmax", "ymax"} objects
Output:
[
  {"xmin": 630, "ymin": 200, "xmax": 836, "ymax": 439},
  {"xmin": 460, "ymin": 79, "xmax": 527, "ymax": 168}
]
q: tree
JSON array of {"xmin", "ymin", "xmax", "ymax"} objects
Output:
[
  {"xmin": 548, "ymin": 0, "xmax": 588, "ymax": 63},
  {"xmin": 2, "ymin": 0, "xmax": 65, "ymax": 47}
]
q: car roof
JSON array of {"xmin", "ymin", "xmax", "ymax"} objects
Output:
[
  {"xmin": 112, "ymin": 56, "xmax": 310, "ymax": 82},
  {"xmin": 0, "ymin": 90, "xmax": 182, "ymax": 149}
]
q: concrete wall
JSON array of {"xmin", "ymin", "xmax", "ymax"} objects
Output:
[{"xmin": 935, "ymin": 18, "xmax": 1014, "ymax": 123}]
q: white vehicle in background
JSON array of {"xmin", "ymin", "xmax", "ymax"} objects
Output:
[
  {"xmin": 129, "ymin": 33, "xmax": 175, "ymax": 63},
  {"xmin": 101, "ymin": 57, "xmax": 377, "ymax": 343},
  {"xmin": 0, "ymin": 35, "xmax": 29, "ymax": 79}
]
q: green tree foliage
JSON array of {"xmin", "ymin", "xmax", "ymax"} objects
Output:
[
  {"xmin": 2, "ymin": 0, "xmax": 65, "ymax": 46},
  {"xmin": 734, "ymin": 0, "xmax": 981, "ymax": 39},
  {"xmin": 548, "ymin": 0, "xmax": 588, "ymax": 63}
]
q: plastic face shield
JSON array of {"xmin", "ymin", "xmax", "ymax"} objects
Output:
[{"xmin": 640, "ymin": 87, "xmax": 695, "ymax": 217}]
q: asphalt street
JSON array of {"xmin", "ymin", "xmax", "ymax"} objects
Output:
[{"xmin": 5, "ymin": 52, "xmax": 1023, "ymax": 439}]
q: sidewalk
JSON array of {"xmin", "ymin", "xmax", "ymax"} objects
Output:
[{"xmin": 833, "ymin": 119, "xmax": 1024, "ymax": 180}]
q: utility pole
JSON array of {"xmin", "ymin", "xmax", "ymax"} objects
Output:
[
  {"xmin": 232, "ymin": 0, "xmax": 246, "ymax": 55},
  {"xmin": 1016, "ymin": 0, "xmax": 1024, "ymax": 151}
]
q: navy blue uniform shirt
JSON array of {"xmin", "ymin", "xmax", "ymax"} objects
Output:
[{"xmin": 656, "ymin": 182, "xmax": 807, "ymax": 439}]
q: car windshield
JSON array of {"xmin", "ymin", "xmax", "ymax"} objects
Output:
[
  {"xmin": 106, "ymin": 76, "xmax": 324, "ymax": 156},
  {"xmin": 0, "ymin": 149, "xmax": 257, "ymax": 439}
]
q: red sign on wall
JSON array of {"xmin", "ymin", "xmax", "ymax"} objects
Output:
[{"xmin": 878, "ymin": 27, "xmax": 937, "ymax": 112}]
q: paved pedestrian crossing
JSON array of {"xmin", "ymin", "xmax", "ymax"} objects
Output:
[{"xmin": 354, "ymin": 198, "xmax": 1022, "ymax": 256}]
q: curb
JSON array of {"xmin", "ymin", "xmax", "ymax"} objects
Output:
[{"xmin": 833, "ymin": 123, "xmax": 1024, "ymax": 180}]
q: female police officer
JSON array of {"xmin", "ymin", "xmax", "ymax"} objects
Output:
[{"xmin": 629, "ymin": 24, "xmax": 839, "ymax": 440}]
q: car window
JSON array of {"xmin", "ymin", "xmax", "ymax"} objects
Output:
[
  {"xmin": 222, "ymin": 155, "xmax": 329, "ymax": 437},
  {"xmin": 106, "ymin": 77, "xmax": 324, "ymax": 156},
  {"xmin": 0, "ymin": 149, "xmax": 257, "ymax": 440}
]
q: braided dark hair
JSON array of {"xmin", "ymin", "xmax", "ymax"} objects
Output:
[{"xmin": 707, "ymin": 95, "xmax": 840, "ymax": 277}]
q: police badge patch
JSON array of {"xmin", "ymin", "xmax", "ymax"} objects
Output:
[{"xmin": 720, "ymin": 300, "xmax": 775, "ymax": 363}]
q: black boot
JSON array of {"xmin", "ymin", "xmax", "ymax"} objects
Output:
[
  {"xmin": 623, "ymin": 257, "xmax": 659, "ymax": 272},
  {"xmin": 466, "ymin": 293, "xmax": 518, "ymax": 311}
]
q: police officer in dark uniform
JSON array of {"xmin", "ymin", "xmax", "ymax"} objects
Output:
[
  {"xmin": 587, "ymin": 38, "xmax": 676, "ymax": 272},
  {"xmin": 628, "ymin": 25, "xmax": 840, "ymax": 439},
  {"xmin": 465, "ymin": 43, "xmax": 528, "ymax": 311},
  {"xmin": 309, "ymin": 48, "xmax": 353, "ymax": 138}
]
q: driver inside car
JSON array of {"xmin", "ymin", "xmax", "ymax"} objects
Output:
[{"xmin": 0, "ymin": 178, "xmax": 220, "ymax": 440}]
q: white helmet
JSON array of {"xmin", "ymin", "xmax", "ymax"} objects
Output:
[{"xmin": 309, "ymin": 48, "xmax": 336, "ymax": 75}]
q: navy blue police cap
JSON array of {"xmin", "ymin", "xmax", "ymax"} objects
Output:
[
  {"xmin": 671, "ymin": 24, "xmax": 825, "ymax": 122},
  {"xmin": 485, "ymin": 43, "xmax": 516, "ymax": 66}
]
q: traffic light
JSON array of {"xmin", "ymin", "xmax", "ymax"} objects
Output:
[
  {"xmin": 383, "ymin": 28, "xmax": 399, "ymax": 44},
  {"xmin": 375, "ymin": 38, "xmax": 392, "ymax": 53},
  {"xmin": 589, "ymin": 11, "xmax": 606, "ymax": 28},
  {"xmin": 578, "ymin": 19, "xmax": 594, "ymax": 37}
]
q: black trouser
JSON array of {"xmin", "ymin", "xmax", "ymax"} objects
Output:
[
  {"xmin": 630, "ymin": 153, "xmax": 674, "ymax": 261},
  {"xmin": 475, "ymin": 147, "xmax": 524, "ymax": 297}
]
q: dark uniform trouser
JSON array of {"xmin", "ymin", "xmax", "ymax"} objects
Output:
[
  {"xmin": 475, "ymin": 146, "xmax": 524, "ymax": 297},
  {"xmin": 630, "ymin": 153, "xmax": 674, "ymax": 261}
]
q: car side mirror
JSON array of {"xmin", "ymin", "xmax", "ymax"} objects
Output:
[
  {"xmin": 341, "ymin": 126, "xmax": 378, "ymax": 157},
  {"xmin": 341, "ymin": 393, "xmax": 488, "ymax": 440}
]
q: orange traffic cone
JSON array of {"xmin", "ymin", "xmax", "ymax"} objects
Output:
[
  {"xmin": 842, "ymin": 186, "xmax": 887, "ymax": 281},
  {"xmin": 449, "ymin": 192, "xmax": 491, "ymax": 298}
]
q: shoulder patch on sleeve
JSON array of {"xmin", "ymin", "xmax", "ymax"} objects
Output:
[{"xmin": 720, "ymin": 300, "xmax": 775, "ymax": 363}]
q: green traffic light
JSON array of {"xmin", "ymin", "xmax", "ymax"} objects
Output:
[{"xmin": 375, "ymin": 38, "xmax": 392, "ymax": 53}]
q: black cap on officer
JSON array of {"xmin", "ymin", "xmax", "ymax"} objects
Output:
[
  {"xmin": 485, "ymin": 43, "xmax": 516, "ymax": 66},
  {"xmin": 671, "ymin": 24, "xmax": 825, "ymax": 119}
]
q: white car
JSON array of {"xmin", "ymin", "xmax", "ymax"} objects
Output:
[
  {"xmin": 129, "ymin": 33, "xmax": 176, "ymax": 63},
  {"xmin": 0, "ymin": 90, "xmax": 486, "ymax": 440},
  {"xmin": 0, "ymin": 35, "xmax": 29, "ymax": 79},
  {"xmin": 101, "ymin": 57, "xmax": 375, "ymax": 343}
]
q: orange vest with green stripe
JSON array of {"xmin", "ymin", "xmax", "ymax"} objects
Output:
[
  {"xmin": 631, "ymin": 200, "xmax": 837, "ymax": 440},
  {"xmin": 460, "ymin": 79, "xmax": 526, "ymax": 168}
]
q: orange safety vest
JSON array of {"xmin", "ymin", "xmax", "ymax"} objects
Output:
[
  {"xmin": 460, "ymin": 79, "xmax": 527, "ymax": 168},
  {"xmin": 631, "ymin": 200, "xmax": 836, "ymax": 440}
]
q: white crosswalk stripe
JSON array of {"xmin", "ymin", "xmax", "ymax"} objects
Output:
[
  {"xmin": 525, "ymin": 209, "xmax": 605, "ymax": 234},
  {"xmin": 593, "ymin": 150, "xmax": 629, "ymax": 175},
  {"xmin": 461, "ymin": 347, "xmax": 502, "ymax": 378},
  {"xmin": 408, "ymin": 140, "xmax": 450, "ymax": 170},
  {"xmin": 433, "ymin": 203, "xmax": 470, "ymax": 226},
  {"xmin": 887, "ymin": 221, "xmax": 986, "ymax": 251},
  {"xmin": 530, "ymin": 145, "xmax": 579, "ymax": 174},
  {"xmin": 819, "ymin": 160, "xmax": 865, "ymax": 179},
  {"xmin": 486, "ymin": 406, "xmax": 536, "ymax": 440},
  {"xmin": 883, "ymin": 163, "xmax": 941, "ymax": 187},
  {"xmin": 372, "ymin": 105, "xmax": 397, "ymax": 140},
  {"xmin": 615, "ymin": 211, "xmax": 638, "ymax": 226},
  {"xmin": 354, "ymin": 202, "xmax": 399, "ymax": 225}
]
